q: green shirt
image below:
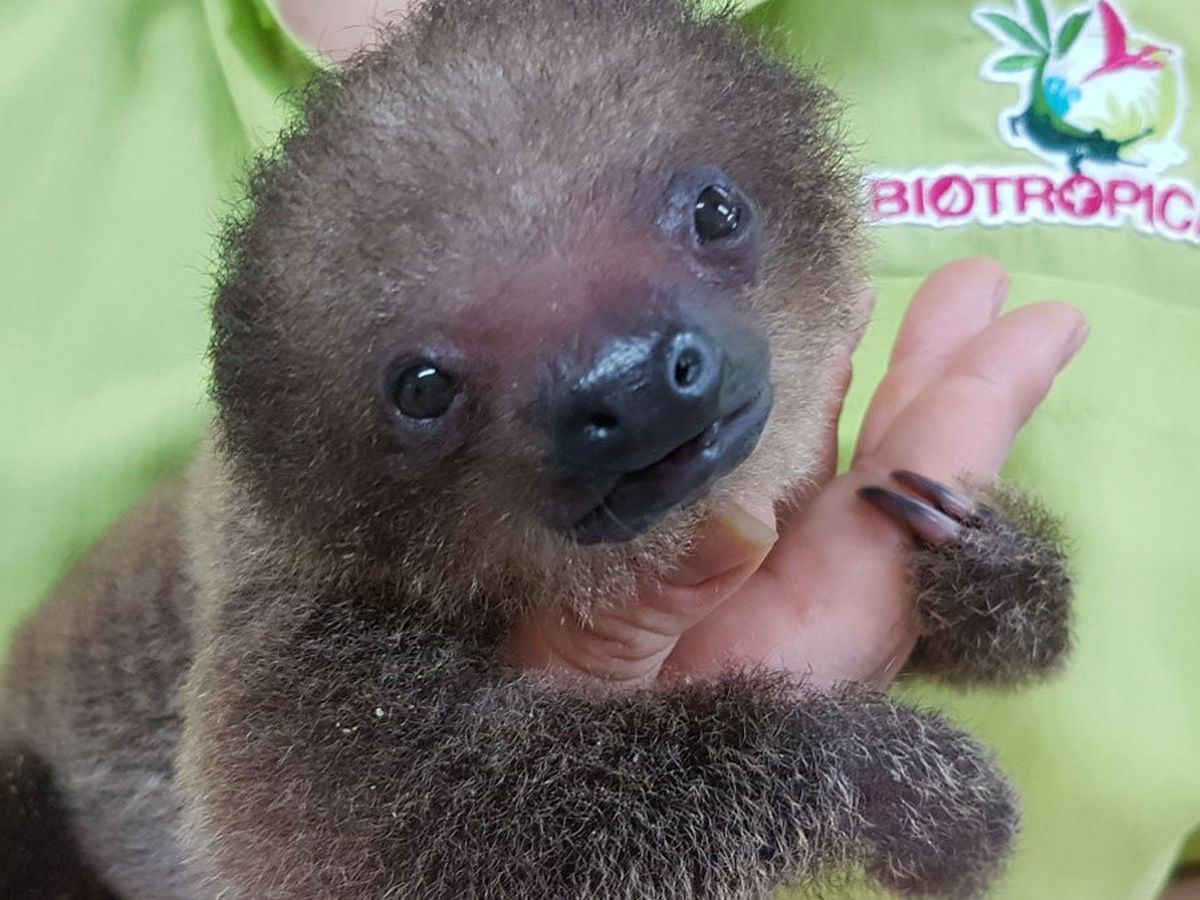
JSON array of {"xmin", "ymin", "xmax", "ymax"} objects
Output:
[
  {"xmin": 1, "ymin": 1, "xmax": 1196, "ymax": 897},
  {"xmin": 745, "ymin": 2, "xmax": 1200, "ymax": 897}
]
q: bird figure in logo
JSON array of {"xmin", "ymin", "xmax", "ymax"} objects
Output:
[
  {"xmin": 1083, "ymin": 0, "xmax": 1170, "ymax": 82},
  {"xmin": 982, "ymin": 0, "xmax": 1182, "ymax": 173}
]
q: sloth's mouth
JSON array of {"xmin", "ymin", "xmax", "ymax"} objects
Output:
[{"xmin": 567, "ymin": 386, "xmax": 773, "ymax": 545}]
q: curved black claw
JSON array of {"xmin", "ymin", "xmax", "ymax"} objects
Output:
[
  {"xmin": 891, "ymin": 470, "xmax": 982, "ymax": 524},
  {"xmin": 858, "ymin": 485, "xmax": 963, "ymax": 547}
]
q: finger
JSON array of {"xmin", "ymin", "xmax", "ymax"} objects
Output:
[
  {"xmin": 678, "ymin": 302, "xmax": 1086, "ymax": 686},
  {"xmin": 777, "ymin": 349, "xmax": 851, "ymax": 523},
  {"xmin": 667, "ymin": 298, "xmax": 1086, "ymax": 690},
  {"xmin": 855, "ymin": 258, "xmax": 1010, "ymax": 461},
  {"xmin": 818, "ymin": 353, "xmax": 853, "ymax": 485},
  {"xmin": 865, "ymin": 301, "xmax": 1089, "ymax": 480},
  {"xmin": 858, "ymin": 486, "xmax": 963, "ymax": 546},
  {"xmin": 505, "ymin": 499, "xmax": 776, "ymax": 686},
  {"xmin": 777, "ymin": 289, "xmax": 874, "ymax": 526},
  {"xmin": 766, "ymin": 301, "xmax": 1083, "ymax": 583},
  {"xmin": 848, "ymin": 286, "xmax": 879, "ymax": 353},
  {"xmin": 888, "ymin": 258, "xmax": 1009, "ymax": 370},
  {"xmin": 660, "ymin": 498, "xmax": 777, "ymax": 590},
  {"xmin": 664, "ymin": 480, "xmax": 920, "ymax": 688},
  {"xmin": 891, "ymin": 469, "xmax": 980, "ymax": 522}
]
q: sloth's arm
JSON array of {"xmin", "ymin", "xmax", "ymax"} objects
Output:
[
  {"xmin": 0, "ymin": 744, "xmax": 116, "ymax": 899},
  {"xmin": 180, "ymin": 600, "xmax": 1015, "ymax": 900},
  {"xmin": 862, "ymin": 472, "xmax": 1073, "ymax": 686}
]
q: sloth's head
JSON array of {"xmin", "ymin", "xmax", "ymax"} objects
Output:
[{"xmin": 211, "ymin": 0, "xmax": 864, "ymax": 621}]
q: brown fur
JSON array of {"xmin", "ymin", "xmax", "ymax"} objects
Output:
[
  {"xmin": 1, "ymin": 482, "xmax": 195, "ymax": 898},
  {"xmin": 906, "ymin": 481, "xmax": 1074, "ymax": 686},
  {"xmin": 1, "ymin": 1, "xmax": 1073, "ymax": 897},
  {"xmin": 0, "ymin": 746, "xmax": 115, "ymax": 899},
  {"xmin": 208, "ymin": 0, "xmax": 864, "ymax": 628}
]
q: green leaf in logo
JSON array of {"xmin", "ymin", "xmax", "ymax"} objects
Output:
[
  {"xmin": 1024, "ymin": 0, "xmax": 1052, "ymax": 47},
  {"xmin": 981, "ymin": 12, "xmax": 1048, "ymax": 53},
  {"xmin": 993, "ymin": 53, "xmax": 1046, "ymax": 72},
  {"xmin": 1055, "ymin": 9, "xmax": 1092, "ymax": 56}
]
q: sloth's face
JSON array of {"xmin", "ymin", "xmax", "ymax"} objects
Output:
[
  {"xmin": 211, "ymin": 6, "xmax": 862, "ymax": 614},
  {"xmin": 373, "ymin": 166, "xmax": 774, "ymax": 546}
]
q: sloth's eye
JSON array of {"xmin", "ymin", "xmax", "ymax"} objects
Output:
[
  {"xmin": 693, "ymin": 185, "xmax": 742, "ymax": 242},
  {"xmin": 391, "ymin": 363, "xmax": 458, "ymax": 419}
]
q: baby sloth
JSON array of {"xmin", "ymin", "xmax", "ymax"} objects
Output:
[{"xmin": 0, "ymin": 1, "xmax": 1073, "ymax": 898}]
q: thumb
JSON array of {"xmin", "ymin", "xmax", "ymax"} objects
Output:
[
  {"xmin": 661, "ymin": 495, "xmax": 778, "ymax": 590},
  {"xmin": 505, "ymin": 496, "xmax": 777, "ymax": 685}
]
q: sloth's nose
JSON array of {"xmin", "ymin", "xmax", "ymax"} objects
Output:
[{"xmin": 550, "ymin": 317, "xmax": 770, "ymax": 477}]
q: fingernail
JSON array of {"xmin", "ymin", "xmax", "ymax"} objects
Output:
[
  {"xmin": 665, "ymin": 502, "xmax": 777, "ymax": 588},
  {"xmin": 989, "ymin": 272, "xmax": 1012, "ymax": 311},
  {"xmin": 847, "ymin": 287, "xmax": 877, "ymax": 352},
  {"xmin": 1058, "ymin": 319, "xmax": 1090, "ymax": 370},
  {"xmin": 720, "ymin": 502, "xmax": 779, "ymax": 546},
  {"xmin": 855, "ymin": 285, "xmax": 878, "ymax": 317}
]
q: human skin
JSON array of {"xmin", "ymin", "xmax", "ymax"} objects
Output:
[{"xmin": 277, "ymin": 0, "xmax": 421, "ymax": 62}]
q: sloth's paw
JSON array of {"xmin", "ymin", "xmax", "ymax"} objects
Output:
[{"xmin": 859, "ymin": 471, "xmax": 1073, "ymax": 686}]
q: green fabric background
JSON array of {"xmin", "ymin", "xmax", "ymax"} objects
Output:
[
  {"xmin": 740, "ymin": 2, "xmax": 1200, "ymax": 897},
  {"xmin": 0, "ymin": 0, "xmax": 1196, "ymax": 897}
]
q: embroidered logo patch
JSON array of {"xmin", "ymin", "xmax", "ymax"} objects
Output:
[{"xmin": 868, "ymin": 0, "xmax": 1198, "ymax": 245}]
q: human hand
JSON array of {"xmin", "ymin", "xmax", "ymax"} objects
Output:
[
  {"xmin": 506, "ymin": 258, "xmax": 1089, "ymax": 689},
  {"xmin": 278, "ymin": 0, "xmax": 419, "ymax": 62}
]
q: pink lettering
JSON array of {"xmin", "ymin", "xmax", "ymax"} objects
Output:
[
  {"xmin": 1157, "ymin": 187, "xmax": 1195, "ymax": 234},
  {"xmin": 871, "ymin": 179, "xmax": 910, "ymax": 220},
  {"xmin": 865, "ymin": 167, "xmax": 1200, "ymax": 244},
  {"xmin": 1105, "ymin": 179, "xmax": 1150, "ymax": 222},
  {"xmin": 975, "ymin": 176, "xmax": 1009, "ymax": 218},
  {"xmin": 930, "ymin": 175, "xmax": 974, "ymax": 220},
  {"xmin": 913, "ymin": 177, "xmax": 927, "ymax": 217},
  {"xmin": 1016, "ymin": 176, "xmax": 1055, "ymax": 216},
  {"xmin": 1058, "ymin": 175, "xmax": 1104, "ymax": 218}
]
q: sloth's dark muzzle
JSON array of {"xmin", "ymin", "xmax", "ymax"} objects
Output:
[{"xmin": 545, "ymin": 303, "xmax": 773, "ymax": 544}]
